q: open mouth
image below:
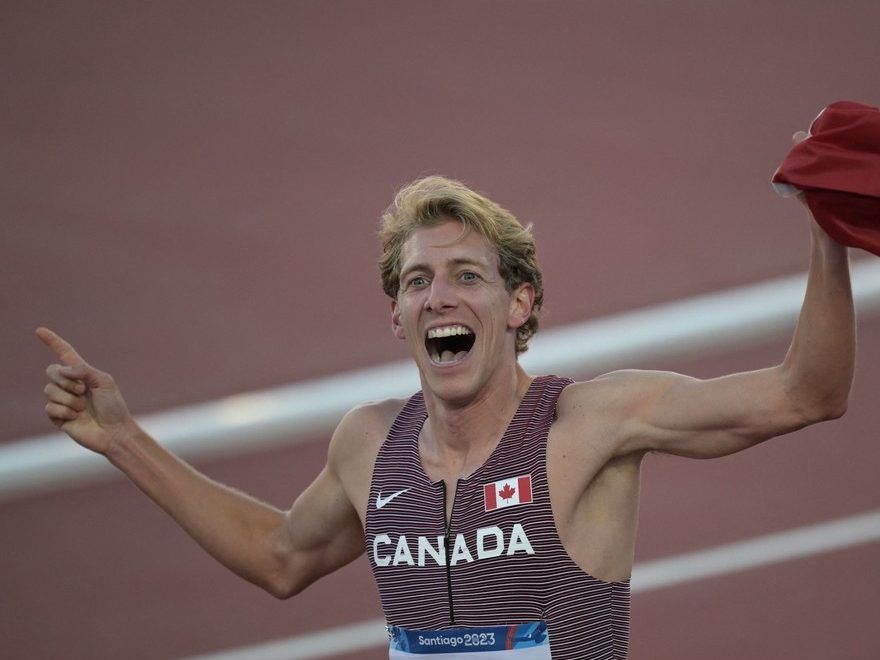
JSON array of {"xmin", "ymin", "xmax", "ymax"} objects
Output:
[{"xmin": 425, "ymin": 324, "xmax": 476, "ymax": 364}]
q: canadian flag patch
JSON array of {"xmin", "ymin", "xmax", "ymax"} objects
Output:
[{"xmin": 483, "ymin": 474, "xmax": 533, "ymax": 512}]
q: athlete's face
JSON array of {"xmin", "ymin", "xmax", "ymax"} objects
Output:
[{"xmin": 391, "ymin": 219, "xmax": 533, "ymax": 405}]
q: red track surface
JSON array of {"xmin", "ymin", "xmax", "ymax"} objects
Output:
[{"xmin": 3, "ymin": 3, "xmax": 879, "ymax": 659}]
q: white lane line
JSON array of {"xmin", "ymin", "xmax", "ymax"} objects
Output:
[
  {"xmin": 5, "ymin": 258, "xmax": 880, "ymax": 500},
  {"xmin": 631, "ymin": 508, "xmax": 880, "ymax": 590},
  {"xmin": 184, "ymin": 509, "xmax": 880, "ymax": 660}
]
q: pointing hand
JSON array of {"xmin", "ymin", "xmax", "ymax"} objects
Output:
[{"xmin": 36, "ymin": 327, "xmax": 134, "ymax": 456}]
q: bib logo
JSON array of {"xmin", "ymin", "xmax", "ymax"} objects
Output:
[{"xmin": 373, "ymin": 524, "xmax": 534, "ymax": 567}]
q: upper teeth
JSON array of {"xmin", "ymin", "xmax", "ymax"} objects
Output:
[{"xmin": 427, "ymin": 325, "xmax": 472, "ymax": 339}]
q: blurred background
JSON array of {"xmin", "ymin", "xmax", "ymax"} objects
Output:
[{"xmin": 2, "ymin": 2, "xmax": 879, "ymax": 658}]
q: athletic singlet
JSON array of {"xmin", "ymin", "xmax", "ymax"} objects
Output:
[{"xmin": 365, "ymin": 376, "xmax": 630, "ymax": 659}]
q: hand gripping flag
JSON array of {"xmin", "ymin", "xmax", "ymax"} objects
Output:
[
  {"xmin": 484, "ymin": 474, "xmax": 533, "ymax": 512},
  {"xmin": 772, "ymin": 100, "xmax": 880, "ymax": 257}
]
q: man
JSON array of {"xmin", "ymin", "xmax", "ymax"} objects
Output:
[{"xmin": 39, "ymin": 147, "xmax": 854, "ymax": 658}]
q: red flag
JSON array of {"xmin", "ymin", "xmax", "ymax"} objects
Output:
[{"xmin": 772, "ymin": 101, "xmax": 880, "ymax": 257}]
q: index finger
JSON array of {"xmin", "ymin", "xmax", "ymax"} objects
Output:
[{"xmin": 35, "ymin": 327, "xmax": 87, "ymax": 366}]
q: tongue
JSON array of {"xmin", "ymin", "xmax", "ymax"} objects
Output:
[{"xmin": 440, "ymin": 350, "xmax": 468, "ymax": 363}]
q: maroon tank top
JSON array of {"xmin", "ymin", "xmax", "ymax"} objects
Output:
[{"xmin": 365, "ymin": 376, "xmax": 630, "ymax": 659}]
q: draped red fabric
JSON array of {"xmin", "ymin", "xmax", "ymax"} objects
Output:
[{"xmin": 772, "ymin": 101, "xmax": 880, "ymax": 256}]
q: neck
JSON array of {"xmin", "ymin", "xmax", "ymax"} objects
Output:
[{"xmin": 420, "ymin": 364, "xmax": 533, "ymax": 479}]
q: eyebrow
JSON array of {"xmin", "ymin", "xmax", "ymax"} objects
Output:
[{"xmin": 400, "ymin": 257, "xmax": 490, "ymax": 280}]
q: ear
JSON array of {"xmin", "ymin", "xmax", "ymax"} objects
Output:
[
  {"xmin": 507, "ymin": 283, "xmax": 535, "ymax": 330},
  {"xmin": 391, "ymin": 299, "xmax": 406, "ymax": 340}
]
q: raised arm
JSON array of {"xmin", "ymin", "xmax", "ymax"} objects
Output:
[
  {"xmin": 574, "ymin": 207, "xmax": 854, "ymax": 460},
  {"xmin": 37, "ymin": 327, "xmax": 364, "ymax": 598}
]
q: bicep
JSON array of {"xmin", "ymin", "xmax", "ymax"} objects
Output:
[
  {"xmin": 279, "ymin": 465, "xmax": 364, "ymax": 591},
  {"xmin": 273, "ymin": 402, "xmax": 390, "ymax": 595},
  {"xmin": 274, "ymin": 411, "xmax": 374, "ymax": 594},
  {"xmin": 608, "ymin": 367, "xmax": 810, "ymax": 458}
]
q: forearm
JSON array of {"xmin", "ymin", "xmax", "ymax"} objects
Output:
[
  {"xmin": 106, "ymin": 423, "xmax": 290, "ymax": 595},
  {"xmin": 781, "ymin": 221, "xmax": 855, "ymax": 420}
]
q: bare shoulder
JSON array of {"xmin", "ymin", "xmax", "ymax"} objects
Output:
[
  {"xmin": 556, "ymin": 369, "xmax": 690, "ymax": 426},
  {"xmin": 328, "ymin": 397, "xmax": 408, "ymax": 467},
  {"xmin": 325, "ymin": 397, "xmax": 409, "ymax": 523},
  {"xmin": 556, "ymin": 370, "xmax": 642, "ymax": 423},
  {"xmin": 553, "ymin": 369, "xmax": 691, "ymax": 461}
]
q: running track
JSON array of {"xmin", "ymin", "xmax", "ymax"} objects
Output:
[{"xmin": 3, "ymin": 3, "xmax": 879, "ymax": 659}]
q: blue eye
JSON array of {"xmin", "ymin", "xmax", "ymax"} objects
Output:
[
  {"xmin": 408, "ymin": 276, "xmax": 428, "ymax": 288},
  {"xmin": 460, "ymin": 271, "xmax": 478, "ymax": 282}
]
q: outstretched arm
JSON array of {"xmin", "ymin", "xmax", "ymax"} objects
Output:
[
  {"xmin": 37, "ymin": 328, "xmax": 364, "ymax": 597},
  {"xmin": 618, "ymin": 213, "xmax": 853, "ymax": 458},
  {"xmin": 572, "ymin": 194, "xmax": 855, "ymax": 460}
]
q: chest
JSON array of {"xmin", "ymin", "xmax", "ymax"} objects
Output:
[
  {"xmin": 368, "ymin": 444, "xmax": 551, "ymax": 571},
  {"xmin": 365, "ymin": 435, "xmax": 562, "ymax": 630}
]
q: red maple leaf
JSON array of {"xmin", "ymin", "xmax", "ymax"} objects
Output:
[{"xmin": 498, "ymin": 483, "xmax": 516, "ymax": 501}]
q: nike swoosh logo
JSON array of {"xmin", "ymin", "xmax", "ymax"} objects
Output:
[{"xmin": 376, "ymin": 488, "xmax": 410, "ymax": 509}]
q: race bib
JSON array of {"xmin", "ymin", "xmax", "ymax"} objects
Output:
[{"xmin": 388, "ymin": 621, "xmax": 551, "ymax": 659}]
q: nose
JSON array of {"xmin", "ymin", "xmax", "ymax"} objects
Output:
[{"xmin": 424, "ymin": 277, "xmax": 457, "ymax": 313}]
